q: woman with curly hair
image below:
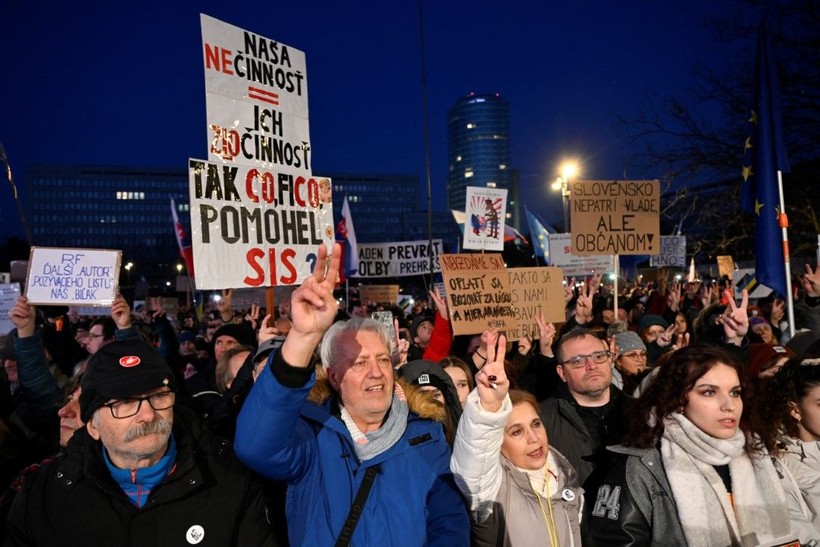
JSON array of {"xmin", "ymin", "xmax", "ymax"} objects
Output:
[
  {"xmin": 751, "ymin": 355, "xmax": 820, "ymax": 540},
  {"xmin": 587, "ymin": 344, "xmax": 800, "ymax": 546}
]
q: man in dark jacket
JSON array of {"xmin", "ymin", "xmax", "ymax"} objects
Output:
[
  {"xmin": 5, "ymin": 339, "xmax": 275, "ymax": 546},
  {"xmin": 539, "ymin": 327, "xmax": 631, "ymax": 488}
]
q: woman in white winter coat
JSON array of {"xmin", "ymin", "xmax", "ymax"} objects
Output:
[{"xmin": 450, "ymin": 330, "xmax": 583, "ymax": 547}]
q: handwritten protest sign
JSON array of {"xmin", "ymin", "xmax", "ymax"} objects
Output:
[
  {"xmin": 359, "ymin": 285, "xmax": 400, "ymax": 305},
  {"xmin": 506, "ymin": 267, "xmax": 566, "ymax": 339},
  {"xmin": 356, "ymin": 239, "xmax": 443, "ymax": 278},
  {"xmin": 193, "ymin": 16, "xmax": 333, "ymax": 290},
  {"xmin": 463, "ymin": 187, "xmax": 507, "ymax": 251},
  {"xmin": 187, "ymin": 160, "xmax": 334, "ymax": 289},
  {"xmin": 25, "ymin": 247, "xmax": 121, "ymax": 306},
  {"xmin": 570, "ymin": 180, "xmax": 660, "ymax": 256},
  {"xmin": 439, "ymin": 253, "xmax": 514, "ymax": 336},
  {"xmin": 201, "ymin": 14, "xmax": 308, "ymax": 117},
  {"xmin": 548, "ymin": 234, "xmax": 612, "ymax": 277},
  {"xmin": 650, "ymin": 236, "xmax": 687, "ymax": 267},
  {"xmin": 0, "ymin": 283, "xmax": 21, "ymax": 335}
]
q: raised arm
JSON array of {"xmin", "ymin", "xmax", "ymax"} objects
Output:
[
  {"xmin": 280, "ymin": 242, "xmax": 341, "ymax": 366},
  {"xmin": 451, "ymin": 330, "xmax": 511, "ymax": 519}
]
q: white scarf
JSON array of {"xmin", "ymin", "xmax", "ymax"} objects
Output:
[
  {"xmin": 661, "ymin": 412, "xmax": 791, "ymax": 547},
  {"xmin": 340, "ymin": 383, "xmax": 409, "ymax": 461}
]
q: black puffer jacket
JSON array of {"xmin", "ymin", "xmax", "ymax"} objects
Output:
[{"xmin": 5, "ymin": 407, "xmax": 276, "ymax": 547}]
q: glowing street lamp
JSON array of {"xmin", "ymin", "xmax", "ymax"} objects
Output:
[
  {"xmin": 124, "ymin": 262, "xmax": 134, "ymax": 286},
  {"xmin": 551, "ymin": 160, "xmax": 580, "ymax": 232}
]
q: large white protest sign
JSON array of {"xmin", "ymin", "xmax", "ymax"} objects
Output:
[
  {"xmin": 548, "ymin": 234, "xmax": 612, "ymax": 277},
  {"xmin": 205, "ymin": 91, "xmax": 312, "ymax": 171},
  {"xmin": 0, "ymin": 283, "xmax": 21, "ymax": 335},
  {"xmin": 25, "ymin": 247, "xmax": 121, "ymax": 306},
  {"xmin": 194, "ymin": 16, "xmax": 333, "ymax": 289},
  {"xmin": 356, "ymin": 239, "xmax": 443, "ymax": 278},
  {"xmin": 463, "ymin": 187, "xmax": 507, "ymax": 251},
  {"xmin": 650, "ymin": 236, "xmax": 687, "ymax": 267},
  {"xmin": 188, "ymin": 159, "xmax": 334, "ymax": 289},
  {"xmin": 201, "ymin": 14, "xmax": 308, "ymax": 117}
]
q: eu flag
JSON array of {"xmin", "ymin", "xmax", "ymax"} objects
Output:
[
  {"xmin": 740, "ymin": 21, "xmax": 790, "ymax": 297},
  {"xmin": 524, "ymin": 206, "xmax": 555, "ymax": 262}
]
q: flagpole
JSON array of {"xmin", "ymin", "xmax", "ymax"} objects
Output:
[
  {"xmin": 613, "ymin": 254, "xmax": 619, "ymax": 317},
  {"xmin": 777, "ymin": 170, "xmax": 795, "ymax": 337}
]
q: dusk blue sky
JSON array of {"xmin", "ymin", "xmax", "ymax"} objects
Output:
[{"xmin": 1, "ymin": 0, "xmax": 735, "ymax": 242}]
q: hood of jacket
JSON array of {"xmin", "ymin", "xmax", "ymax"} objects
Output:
[{"xmin": 305, "ymin": 368, "xmax": 446, "ymax": 424}]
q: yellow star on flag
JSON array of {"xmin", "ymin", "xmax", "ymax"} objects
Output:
[
  {"xmin": 744, "ymin": 136, "xmax": 753, "ymax": 150},
  {"xmin": 755, "ymin": 199, "xmax": 764, "ymax": 215},
  {"xmin": 749, "ymin": 109, "xmax": 758, "ymax": 124},
  {"xmin": 742, "ymin": 165, "xmax": 753, "ymax": 181}
]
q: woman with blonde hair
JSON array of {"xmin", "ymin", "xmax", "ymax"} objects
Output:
[{"xmin": 451, "ymin": 331, "xmax": 582, "ymax": 546}]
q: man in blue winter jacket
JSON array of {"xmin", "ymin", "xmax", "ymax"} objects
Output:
[{"xmin": 235, "ymin": 243, "xmax": 470, "ymax": 546}]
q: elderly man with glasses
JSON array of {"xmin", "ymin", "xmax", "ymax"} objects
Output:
[
  {"xmin": 6, "ymin": 339, "xmax": 275, "ymax": 546},
  {"xmin": 539, "ymin": 327, "xmax": 633, "ymax": 490}
]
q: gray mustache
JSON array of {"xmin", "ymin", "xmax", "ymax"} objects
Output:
[{"xmin": 123, "ymin": 418, "xmax": 172, "ymax": 442}]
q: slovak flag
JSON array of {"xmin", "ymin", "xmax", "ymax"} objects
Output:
[
  {"xmin": 171, "ymin": 198, "xmax": 195, "ymax": 280},
  {"xmin": 335, "ymin": 195, "xmax": 358, "ymax": 280}
]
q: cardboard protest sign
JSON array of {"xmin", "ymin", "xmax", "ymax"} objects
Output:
[
  {"xmin": 0, "ymin": 283, "xmax": 21, "ymax": 335},
  {"xmin": 548, "ymin": 233, "xmax": 612, "ymax": 277},
  {"xmin": 463, "ymin": 187, "xmax": 507, "ymax": 251},
  {"xmin": 25, "ymin": 247, "xmax": 121, "ymax": 306},
  {"xmin": 188, "ymin": 159, "xmax": 334, "ymax": 289},
  {"xmin": 507, "ymin": 267, "xmax": 565, "ymax": 340},
  {"xmin": 356, "ymin": 239, "xmax": 443, "ymax": 278},
  {"xmin": 439, "ymin": 253, "xmax": 514, "ymax": 336},
  {"xmin": 650, "ymin": 235, "xmax": 687, "ymax": 267},
  {"xmin": 570, "ymin": 180, "xmax": 660, "ymax": 256},
  {"xmin": 717, "ymin": 255, "xmax": 735, "ymax": 280},
  {"xmin": 358, "ymin": 285, "xmax": 400, "ymax": 305}
]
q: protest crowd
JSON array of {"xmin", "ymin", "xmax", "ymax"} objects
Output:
[{"xmin": 2, "ymin": 241, "xmax": 820, "ymax": 546}]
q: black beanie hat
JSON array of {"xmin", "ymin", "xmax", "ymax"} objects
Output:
[
  {"xmin": 212, "ymin": 323, "xmax": 257, "ymax": 348},
  {"xmin": 80, "ymin": 339, "xmax": 175, "ymax": 423}
]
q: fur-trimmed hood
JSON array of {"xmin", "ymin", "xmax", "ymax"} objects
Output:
[{"xmin": 306, "ymin": 367, "xmax": 447, "ymax": 424}]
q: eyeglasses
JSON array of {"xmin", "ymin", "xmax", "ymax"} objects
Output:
[
  {"xmin": 102, "ymin": 391, "xmax": 175, "ymax": 419},
  {"xmin": 621, "ymin": 351, "xmax": 647, "ymax": 360},
  {"xmin": 88, "ymin": 333, "xmax": 106, "ymax": 339},
  {"xmin": 560, "ymin": 350, "xmax": 612, "ymax": 368}
]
